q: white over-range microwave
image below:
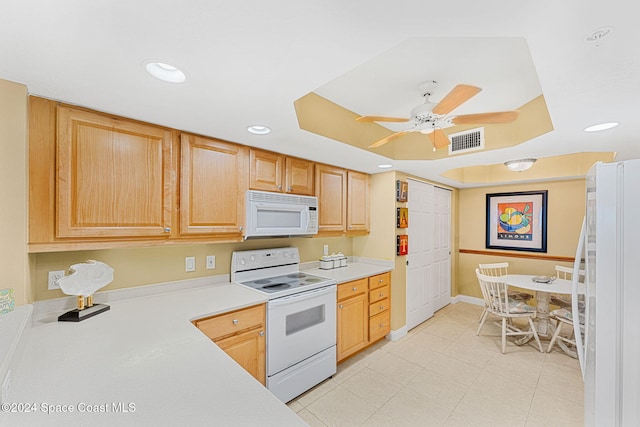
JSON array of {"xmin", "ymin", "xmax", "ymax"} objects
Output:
[{"xmin": 244, "ymin": 190, "xmax": 318, "ymax": 239}]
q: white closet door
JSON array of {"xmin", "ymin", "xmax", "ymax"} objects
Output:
[
  {"xmin": 433, "ymin": 187, "xmax": 452, "ymax": 312},
  {"xmin": 406, "ymin": 179, "xmax": 434, "ymax": 330}
]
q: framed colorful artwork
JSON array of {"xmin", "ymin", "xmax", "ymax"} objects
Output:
[
  {"xmin": 396, "ymin": 207, "xmax": 408, "ymax": 228},
  {"xmin": 486, "ymin": 190, "xmax": 548, "ymax": 252},
  {"xmin": 396, "ymin": 180, "xmax": 408, "ymax": 202},
  {"xmin": 396, "ymin": 235, "xmax": 408, "ymax": 255}
]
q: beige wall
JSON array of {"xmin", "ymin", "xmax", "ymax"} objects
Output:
[
  {"xmin": 353, "ymin": 171, "xmax": 459, "ymax": 331},
  {"xmin": 457, "ymin": 179, "xmax": 585, "ymax": 299},
  {"xmin": 33, "ymin": 236, "xmax": 351, "ymax": 301},
  {"xmin": 0, "ymin": 79, "xmax": 32, "ymax": 306}
]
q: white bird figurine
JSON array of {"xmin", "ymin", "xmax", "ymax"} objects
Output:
[{"xmin": 56, "ymin": 260, "xmax": 114, "ymax": 309}]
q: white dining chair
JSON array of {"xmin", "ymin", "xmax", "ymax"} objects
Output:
[
  {"xmin": 477, "ymin": 262, "xmax": 533, "ymax": 322},
  {"xmin": 549, "ymin": 265, "xmax": 584, "ymax": 308},
  {"xmin": 475, "ymin": 269, "xmax": 543, "ymax": 353},
  {"xmin": 547, "ymin": 265, "xmax": 585, "ymax": 357},
  {"xmin": 547, "ymin": 307, "xmax": 584, "ymax": 358}
]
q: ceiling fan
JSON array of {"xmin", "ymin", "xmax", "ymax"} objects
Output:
[{"xmin": 356, "ymin": 80, "xmax": 519, "ymax": 150}]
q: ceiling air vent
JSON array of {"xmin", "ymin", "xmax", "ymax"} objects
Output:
[{"xmin": 448, "ymin": 127, "xmax": 484, "ymax": 155}]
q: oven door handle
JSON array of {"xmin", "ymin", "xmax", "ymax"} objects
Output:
[{"xmin": 268, "ymin": 284, "xmax": 336, "ymax": 306}]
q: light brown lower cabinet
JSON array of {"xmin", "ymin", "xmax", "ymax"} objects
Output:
[
  {"xmin": 337, "ymin": 272, "xmax": 391, "ymax": 363},
  {"xmin": 193, "ymin": 304, "xmax": 266, "ymax": 385}
]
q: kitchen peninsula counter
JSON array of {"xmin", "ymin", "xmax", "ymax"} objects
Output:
[{"xmin": 4, "ymin": 281, "xmax": 305, "ymax": 426}]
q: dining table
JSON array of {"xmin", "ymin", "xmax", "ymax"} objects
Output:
[{"xmin": 504, "ymin": 274, "xmax": 585, "ymax": 353}]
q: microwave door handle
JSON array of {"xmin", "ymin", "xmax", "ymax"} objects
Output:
[{"xmin": 268, "ymin": 285, "xmax": 336, "ymax": 307}]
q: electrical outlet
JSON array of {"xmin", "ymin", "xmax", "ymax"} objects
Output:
[
  {"xmin": 185, "ymin": 256, "xmax": 196, "ymax": 272},
  {"xmin": 48, "ymin": 270, "xmax": 65, "ymax": 290},
  {"xmin": 206, "ymin": 255, "xmax": 216, "ymax": 270}
]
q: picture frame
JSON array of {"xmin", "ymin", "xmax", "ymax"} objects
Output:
[
  {"xmin": 396, "ymin": 207, "xmax": 408, "ymax": 228},
  {"xmin": 396, "ymin": 180, "xmax": 408, "ymax": 202},
  {"xmin": 486, "ymin": 190, "xmax": 548, "ymax": 252},
  {"xmin": 396, "ymin": 235, "xmax": 408, "ymax": 256}
]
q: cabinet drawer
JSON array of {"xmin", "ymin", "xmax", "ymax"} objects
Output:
[
  {"xmin": 369, "ymin": 285, "xmax": 389, "ymax": 303},
  {"xmin": 338, "ymin": 278, "xmax": 368, "ymax": 301},
  {"xmin": 194, "ymin": 304, "xmax": 265, "ymax": 340},
  {"xmin": 369, "ymin": 297, "xmax": 390, "ymax": 317},
  {"xmin": 369, "ymin": 311, "xmax": 390, "ymax": 342},
  {"xmin": 369, "ymin": 272, "xmax": 390, "ymax": 290}
]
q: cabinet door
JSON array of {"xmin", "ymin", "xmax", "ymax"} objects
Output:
[
  {"xmin": 249, "ymin": 148, "xmax": 284, "ymax": 192},
  {"xmin": 315, "ymin": 164, "xmax": 347, "ymax": 233},
  {"xmin": 56, "ymin": 106, "xmax": 173, "ymax": 238},
  {"xmin": 347, "ymin": 171, "xmax": 370, "ymax": 233},
  {"xmin": 215, "ymin": 328, "xmax": 266, "ymax": 385},
  {"xmin": 337, "ymin": 293, "xmax": 368, "ymax": 362},
  {"xmin": 285, "ymin": 157, "xmax": 314, "ymax": 195},
  {"xmin": 180, "ymin": 133, "xmax": 248, "ymax": 236}
]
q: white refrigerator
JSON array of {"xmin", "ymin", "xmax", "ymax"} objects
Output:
[{"xmin": 572, "ymin": 160, "xmax": 640, "ymax": 426}]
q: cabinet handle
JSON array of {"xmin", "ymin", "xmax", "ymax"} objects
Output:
[
  {"xmin": 352, "ymin": 287, "xmax": 357, "ymax": 291},
  {"xmin": 239, "ymin": 226, "xmax": 243, "ymax": 231},
  {"xmin": 232, "ymin": 319, "xmax": 239, "ymax": 325},
  {"xmin": 277, "ymin": 185, "xmax": 282, "ymax": 190},
  {"xmin": 379, "ymin": 292, "xmax": 384, "ymax": 297},
  {"xmin": 379, "ymin": 305, "xmax": 384, "ymax": 310},
  {"xmin": 339, "ymin": 304, "xmax": 343, "ymax": 309},
  {"xmin": 349, "ymin": 226, "xmax": 353, "ymax": 229},
  {"xmin": 259, "ymin": 331, "xmax": 265, "ymax": 337},
  {"xmin": 288, "ymin": 186, "xmax": 293, "ymax": 192},
  {"xmin": 379, "ymin": 279, "xmax": 383, "ymax": 283},
  {"xmin": 163, "ymin": 227, "xmax": 171, "ymax": 233}
]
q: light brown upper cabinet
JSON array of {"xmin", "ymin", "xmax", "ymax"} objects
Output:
[
  {"xmin": 315, "ymin": 164, "xmax": 347, "ymax": 234},
  {"xmin": 56, "ymin": 105, "xmax": 174, "ymax": 238},
  {"xmin": 347, "ymin": 171, "xmax": 370, "ymax": 234},
  {"xmin": 249, "ymin": 148, "xmax": 314, "ymax": 195},
  {"xmin": 315, "ymin": 164, "xmax": 369, "ymax": 235},
  {"xmin": 180, "ymin": 133, "xmax": 249, "ymax": 237}
]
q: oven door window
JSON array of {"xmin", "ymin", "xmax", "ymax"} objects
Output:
[{"xmin": 286, "ymin": 305, "xmax": 325, "ymax": 335}]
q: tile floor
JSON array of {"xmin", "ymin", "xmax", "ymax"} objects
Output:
[{"xmin": 287, "ymin": 302, "xmax": 584, "ymax": 427}]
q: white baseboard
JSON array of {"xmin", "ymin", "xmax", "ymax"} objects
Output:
[
  {"xmin": 452, "ymin": 295, "xmax": 484, "ymax": 306},
  {"xmin": 387, "ymin": 325, "xmax": 407, "ymax": 341}
]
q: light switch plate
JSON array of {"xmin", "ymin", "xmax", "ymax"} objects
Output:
[
  {"xmin": 206, "ymin": 255, "xmax": 216, "ymax": 270},
  {"xmin": 185, "ymin": 256, "xmax": 196, "ymax": 272}
]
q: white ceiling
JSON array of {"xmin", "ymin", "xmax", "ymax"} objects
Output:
[{"xmin": 2, "ymin": 0, "xmax": 639, "ymax": 188}]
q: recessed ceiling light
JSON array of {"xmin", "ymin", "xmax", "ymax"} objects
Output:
[
  {"xmin": 377, "ymin": 164, "xmax": 393, "ymax": 169},
  {"xmin": 584, "ymin": 122, "xmax": 619, "ymax": 132},
  {"xmin": 145, "ymin": 61, "xmax": 186, "ymax": 83},
  {"xmin": 247, "ymin": 125, "xmax": 271, "ymax": 135}
]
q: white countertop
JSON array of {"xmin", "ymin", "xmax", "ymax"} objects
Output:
[
  {"xmin": 4, "ymin": 282, "xmax": 305, "ymax": 426},
  {"xmin": 304, "ymin": 261, "xmax": 393, "ymax": 284}
]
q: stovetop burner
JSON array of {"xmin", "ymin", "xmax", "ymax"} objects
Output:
[{"xmin": 231, "ymin": 247, "xmax": 336, "ymax": 297}]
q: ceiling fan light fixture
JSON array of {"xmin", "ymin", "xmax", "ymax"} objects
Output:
[
  {"xmin": 504, "ymin": 158, "xmax": 537, "ymax": 172},
  {"xmin": 584, "ymin": 122, "xmax": 619, "ymax": 132},
  {"xmin": 247, "ymin": 125, "xmax": 271, "ymax": 135},
  {"xmin": 145, "ymin": 61, "xmax": 187, "ymax": 83}
]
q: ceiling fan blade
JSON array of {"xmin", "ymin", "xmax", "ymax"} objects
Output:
[
  {"xmin": 368, "ymin": 131, "xmax": 409, "ymax": 148},
  {"xmin": 356, "ymin": 116, "xmax": 410, "ymax": 123},
  {"xmin": 432, "ymin": 84, "xmax": 482, "ymax": 116},
  {"xmin": 451, "ymin": 110, "xmax": 519, "ymax": 125},
  {"xmin": 428, "ymin": 129, "xmax": 450, "ymax": 150}
]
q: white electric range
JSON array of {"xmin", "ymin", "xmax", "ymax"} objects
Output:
[{"xmin": 231, "ymin": 247, "xmax": 337, "ymax": 403}]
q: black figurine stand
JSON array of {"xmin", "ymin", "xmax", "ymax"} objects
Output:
[{"xmin": 58, "ymin": 304, "xmax": 110, "ymax": 322}]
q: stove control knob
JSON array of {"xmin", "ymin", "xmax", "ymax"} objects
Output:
[
  {"xmin": 239, "ymin": 258, "xmax": 246, "ymax": 266},
  {"xmin": 250, "ymin": 255, "xmax": 256, "ymax": 262}
]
